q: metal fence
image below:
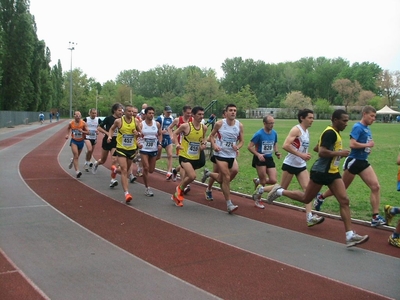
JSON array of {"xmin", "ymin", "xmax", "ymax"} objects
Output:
[{"xmin": 0, "ymin": 111, "xmax": 51, "ymax": 128}]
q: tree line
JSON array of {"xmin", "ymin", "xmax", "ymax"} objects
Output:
[{"xmin": 1, "ymin": 0, "xmax": 399, "ymax": 118}]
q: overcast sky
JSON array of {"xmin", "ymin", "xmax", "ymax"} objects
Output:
[{"xmin": 30, "ymin": 0, "xmax": 400, "ymax": 84}]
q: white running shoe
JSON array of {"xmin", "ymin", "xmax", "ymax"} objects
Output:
[
  {"xmin": 129, "ymin": 173, "xmax": 137, "ymax": 183},
  {"xmin": 68, "ymin": 158, "xmax": 73, "ymax": 169},
  {"xmin": 346, "ymin": 233, "xmax": 369, "ymax": 248},
  {"xmin": 201, "ymin": 168, "xmax": 210, "ymax": 183},
  {"xmin": 252, "ymin": 178, "xmax": 260, "ymax": 189},
  {"xmin": 252, "ymin": 184, "xmax": 264, "ymax": 201},
  {"xmin": 227, "ymin": 203, "xmax": 238, "ymax": 214},
  {"xmin": 264, "ymin": 184, "xmax": 281, "ymax": 204},
  {"xmin": 109, "ymin": 179, "xmax": 118, "ymax": 188},
  {"xmin": 84, "ymin": 163, "xmax": 89, "ymax": 172},
  {"xmin": 307, "ymin": 214, "xmax": 325, "ymax": 227},
  {"xmin": 145, "ymin": 187, "xmax": 154, "ymax": 197},
  {"xmin": 92, "ymin": 161, "xmax": 98, "ymax": 174},
  {"xmin": 254, "ymin": 201, "xmax": 265, "ymax": 209}
]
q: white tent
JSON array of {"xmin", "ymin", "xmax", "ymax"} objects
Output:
[{"xmin": 376, "ymin": 105, "xmax": 400, "ymax": 115}]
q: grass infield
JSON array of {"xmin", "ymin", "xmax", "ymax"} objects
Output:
[{"xmin": 157, "ymin": 118, "xmax": 400, "ymax": 223}]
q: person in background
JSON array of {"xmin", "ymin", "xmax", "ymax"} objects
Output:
[
  {"xmin": 171, "ymin": 106, "xmax": 207, "ymax": 207},
  {"xmin": 65, "ymin": 111, "xmax": 89, "ymax": 178},
  {"xmin": 137, "ymin": 106, "xmax": 162, "ymax": 196},
  {"xmin": 201, "ymin": 104, "xmax": 244, "ymax": 214},
  {"xmin": 92, "ymin": 103, "xmax": 124, "ymax": 188},
  {"xmin": 247, "ymin": 114, "xmax": 281, "ymax": 209},
  {"xmin": 83, "ymin": 108, "xmax": 100, "ymax": 172},
  {"xmin": 265, "ymin": 109, "xmax": 369, "ymax": 247},
  {"xmin": 156, "ymin": 106, "xmax": 174, "ymax": 180},
  {"xmin": 107, "ymin": 105, "xmax": 141, "ymax": 203},
  {"xmin": 39, "ymin": 112, "xmax": 45, "ymax": 124},
  {"xmin": 314, "ymin": 105, "xmax": 386, "ymax": 227},
  {"xmin": 168, "ymin": 105, "xmax": 193, "ymax": 193}
]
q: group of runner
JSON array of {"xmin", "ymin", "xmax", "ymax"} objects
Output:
[{"xmin": 64, "ymin": 104, "xmax": 399, "ymax": 248}]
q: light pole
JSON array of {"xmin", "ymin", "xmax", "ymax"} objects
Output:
[{"xmin": 68, "ymin": 42, "xmax": 76, "ymax": 118}]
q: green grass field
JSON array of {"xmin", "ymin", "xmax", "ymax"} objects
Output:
[{"xmin": 156, "ymin": 118, "xmax": 400, "ymax": 223}]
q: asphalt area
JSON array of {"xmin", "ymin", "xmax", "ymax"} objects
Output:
[{"xmin": 0, "ymin": 121, "xmax": 399, "ymax": 299}]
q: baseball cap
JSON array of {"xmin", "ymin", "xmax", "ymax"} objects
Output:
[{"xmin": 164, "ymin": 106, "xmax": 172, "ymax": 112}]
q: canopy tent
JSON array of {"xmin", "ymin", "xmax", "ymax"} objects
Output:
[{"xmin": 376, "ymin": 105, "xmax": 400, "ymax": 115}]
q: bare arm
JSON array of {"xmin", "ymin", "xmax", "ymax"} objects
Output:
[{"xmin": 107, "ymin": 118, "xmax": 121, "ymax": 143}]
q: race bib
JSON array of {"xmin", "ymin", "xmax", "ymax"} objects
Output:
[
  {"xmin": 188, "ymin": 142, "xmax": 200, "ymax": 155},
  {"xmin": 261, "ymin": 141, "xmax": 274, "ymax": 154},
  {"xmin": 221, "ymin": 137, "xmax": 236, "ymax": 149},
  {"xmin": 143, "ymin": 138, "xmax": 157, "ymax": 151},
  {"xmin": 122, "ymin": 134, "xmax": 134, "ymax": 147}
]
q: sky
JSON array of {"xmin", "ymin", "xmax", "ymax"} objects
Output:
[{"xmin": 29, "ymin": 0, "xmax": 400, "ymax": 84}]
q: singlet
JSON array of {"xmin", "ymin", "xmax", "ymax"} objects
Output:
[
  {"xmin": 311, "ymin": 126, "xmax": 342, "ymax": 174},
  {"xmin": 99, "ymin": 115, "xmax": 118, "ymax": 143},
  {"xmin": 84, "ymin": 117, "xmax": 100, "ymax": 140},
  {"xmin": 176, "ymin": 116, "xmax": 193, "ymax": 144},
  {"xmin": 156, "ymin": 115, "xmax": 173, "ymax": 137},
  {"xmin": 140, "ymin": 120, "xmax": 158, "ymax": 152},
  {"xmin": 69, "ymin": 120, "xmax": 86, "ymax": 141},
  {"xmin": 214, "ymin": 119, "xmax": 240, "ymax": 159},
  {"xmin": 180, "ymin": 122, "xmax": 204, "ymax": 160},
  {"xmin": 116, "ymin": 116, "xmax": 137, "ymax": 151},
  {"xmin": 283, "ymin": 124, "xmax": 309, "ymax": 168},
  {"xmin": 250, "ymin": 127, "xmax": 277, "ymax": 158},
  {"xmin": 348, "ymin": 122, "xmax": 372, "ymax": 161}
]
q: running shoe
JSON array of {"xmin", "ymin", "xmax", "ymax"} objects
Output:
[
  {"xmin": 76, "ymin": 171, "xmax": 82, "ymax": 178},
  {"xmin": 252, "ymin": 178, "xmax": 260, "ymax": 189},
  {"xmin": 175, "ymin": 186, "xmax": 184, "ymax": 201},
  {"xmin": 313, "ymin": 193, "xmax": 324, "ymax": 211},
  {"xmin": 68, "ymin": 158, "xmax": 73, "ymax": 169},
  {"xmin": 145, "ymin": 187, "xmax": 154, "ymax": 197},
  {"xmin": 136, "ymin": 168, "xmax": 143, "ymax": 177},
  {"xmin": 371, "ymin": 215, "xmax": 386, "ymax": 227},
  {"xmin": 111, "ymin": 165, "xmax": 117, "ymax": 179},
  {"xmin": 264, "ymin": 184, "xmax": 281, "ymax": 204},
  {"xmin": 254, "ymin": 201, "xmax": 265, "ymax": 209},
  {"xmin": 84, "ymin": 163, "xmax": 89, "ymax": 172},
  {"xmin": 172, "ymin": 168, "xmax": 178, "ymax": 182},
  {"xmin": 171, "ymin": 194, "xmax": 183, "ymax": 207},
  {"xmin": 205, "ymin": 189, "xmax": 213, "ymax": 201},
  {"xmin": 109, "ymin": 179, "xmax": 118, "ymax": 188},
  {"xmin": 388, "ymin": 234, "xmax": 400, "ymax": 248},
  {"xmin": 89, "ymin": 162, "xmax": 93, "ymax": 168},
  {"xmin": 252, "ymin": 184, "xmax": 264, "ymax": 201},
  {"xmin": 183, "ymin": 185, "xmax": 190, "ymax": 195},
  {"xmin": 384, "ymin": 205, "xmax": 394, "ymax": 226},
  {"xmin": 227, "ymin": 203, "xmax": 238, "ymax": 214},
  {"xmin": 346, "ymin": 233, "xmax": 369, "ymax": 247},
  {"xmin": 129, "ymin": 174, "xmax": 137, "ymax": 183},
  {"xmin": 166, "ymin": 172, "xmax": 173, "ymax": 180},
  {"xmin": 307, "ymin": 215, "xmax": 325, "ymax": 227},
  {"xmin": 125, "ymin": 193, "xmax": 132, "ymax": 203},
  {"xmin": 92, "ymin": 161, "xmax": 99, "ymax": 174},
  {"xmin": 201, "ymin": 168, "xmax": 210, "ymax": 183}
]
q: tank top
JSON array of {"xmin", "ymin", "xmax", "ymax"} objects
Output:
[
  {"xmin": 70, "ymin": 120, "xmax": 86, "ymax": 141},
  {"xmin": 177, "ymin": 116, "xmax": 193, "ymax": 144},
  {"xmin": 283, "ymin": 124, "xmax": 309, "ymax": 168},
  {"xmin": 214, "ymin": 119, "xmax": 240, "ymax": 159},
  {"xmin": 180, "ymin": 122, "xmax": 204, "ymax": 160},
  {"xmin": 84, "ymin": 117, "xmax": 99, "ymax": 140},
  {"xmin": 116, "ymin": 116, "xmax": 137, "ymax": 151},
  {"xmin": 140, "ymin": 120, "xmax": 158, "ymax": 152},
  {"xmin": 311, "ymin": 126, "xmax": 342, "ymax": 174}
]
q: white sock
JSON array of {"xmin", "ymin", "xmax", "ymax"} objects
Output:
[
  {"xmin": 346, "ymin": 230, "xmax": 354, "ymax": 240},
  {"xmin": 226, "ymin": 200, "xmax": 232, "ymax": 206},
  {"xmin": 276, "ymin": 188, "xmax": 284, "ymax": 196},
  {"xmin": 306, "ymin": 212, "xmax": 312, "ymax": 220}
]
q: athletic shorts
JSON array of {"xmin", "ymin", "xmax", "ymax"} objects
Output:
[
  {"xmin": 343, "ymin": 157, "xmax": 370, "ymax": 175},
  {"xmin": 161, "ymin": 136, "xmax": 172, "ymax": 148},
  {"xmin": 115, "ymin": 148, "xmax": 137, "ymax": 159},
  {"xmin": 310, "ymin": 171, "xmax": 341, "ymax": 186},
  {"xmin": 179, "ymin": 151, "xmax": 205, "ymax": 170},
  {"xmin": 140, "ymin": 150, "xmax": 158, "ymax": 157},
  {"xmin": 70, "ymin": 139, "xmax": 85, "ymax": 150},
  {"xmin": 281, "ymin": 163, "xmax": 306, "ymax": 176},
  {"xmin": 252, "ymin": 155, "xmax": 275, "ymax": 169},
  {"xmin": 211, "ymin": 155, "xmax": 235, "ymax": 169},
  {"xmin": 102, "ymin": 137, "xmax": 117, "ymax": 151},
  {"xmin": 85, "ymin": 139, "xmax": 97, "ymax": 146}
]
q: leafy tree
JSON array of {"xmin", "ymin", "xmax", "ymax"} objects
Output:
[
  {"xmin": 229, "ymin": 85, "xmax": 258, "ymax": 118},
  {"xmin": 377, "ymin": 70, "xmax": 400, "ymax": 107},
  {"xmin": 332, "ymin": 79, "xmax": 361, "ymax": 112},
  {"xmin": 283, "ymin": 91, "xmax": 312, "ymax": 117},
  {"xmin": 313, "ymin": 98, "xmax": 333, "ymax": 119},
  {"xmin": 357, "ymin": 90, "xmax": 375, "ymax": 106}
]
